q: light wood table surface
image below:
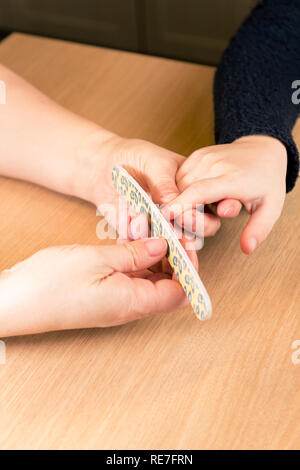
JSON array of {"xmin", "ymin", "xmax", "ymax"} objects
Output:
[{"xmin": 0, "ymin": 33, "xmax": 299, "ymax": 450}]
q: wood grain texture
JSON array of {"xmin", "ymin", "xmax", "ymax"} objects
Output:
[{"xmin": 0, "ymin": 33, "xmax": 299, "ymax": 450}]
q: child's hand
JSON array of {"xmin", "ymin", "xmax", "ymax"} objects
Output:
[
  {"xmin": 168, "ymin": 135, "xmax": 287, "ymax": 254},
  {"xmin": 0, "ymin": 238, "xmax": 187, "ymax": 337}
]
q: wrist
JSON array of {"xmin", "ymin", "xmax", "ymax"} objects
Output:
[
  {"xmin": 234, "ymin": 134, "xmax": 287, "ymax": 158},
  {"xmin": 235, "ymin": 135, "xmax": 288, "ymax": 175},
  {"xmin": 71, "ymin": 126, "xmax": 124, "ymax": 204}
]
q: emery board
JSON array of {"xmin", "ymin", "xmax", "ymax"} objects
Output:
[{"xmin": 112, "ymin": 165, "xmax": 212, "ymax": 320}]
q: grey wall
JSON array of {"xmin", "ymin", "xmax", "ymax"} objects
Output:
[{"xmin": 0, "ymin": 0, "xmax": 259, "ymax": 65}]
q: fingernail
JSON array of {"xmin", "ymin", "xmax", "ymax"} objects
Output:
[
  {"xmin": 145, "ymin": 238, "xmax": 167, "ymax": 256},
  {"xmin": 223, "ymin": 206, "xmax": 234, "ymax": 216},
  {"xmin": 248, "ymin": 237, "xmax": 257, "ymax": 253}
]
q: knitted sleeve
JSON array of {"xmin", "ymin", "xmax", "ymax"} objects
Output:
[{"xmin": 214, "ymin": 0, "xmax": 300, "ymax": 192}]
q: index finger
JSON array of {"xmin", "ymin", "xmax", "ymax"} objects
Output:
[{"xmin": 164, "ymin": 177, "xmax": 241, "ymax": 220}]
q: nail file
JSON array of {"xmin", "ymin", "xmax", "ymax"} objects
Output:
[{"xmin": 112, "ymin": 166, "xmax": 212, "ymax": 320}]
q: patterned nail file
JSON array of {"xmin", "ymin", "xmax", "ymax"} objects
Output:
[{"xmin": 112, "ymin": 166, "xmax": 212, "ymax": 320}]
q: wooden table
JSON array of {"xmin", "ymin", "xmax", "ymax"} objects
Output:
[{"xmin": 0, "ymin": 33, "xmax": 299, "ymax": 450}]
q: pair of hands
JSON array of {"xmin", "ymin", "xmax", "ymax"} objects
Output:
[
  {"xmin": 0, "ymin": 131, "xmax": 287, "ymax": 337},
  {"xmin": 76, "ymin": 132, "xmax": 287, "ymax": 251},
  {"xmin": 0, "ymin": 65, "xmax": 288, "ymax": 336}
]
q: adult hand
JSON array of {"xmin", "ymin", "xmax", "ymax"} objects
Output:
[{"xmin": 0, "ymin": 238, "xmax": 187, "ymax": 337}]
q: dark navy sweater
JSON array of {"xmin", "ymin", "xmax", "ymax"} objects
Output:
[{"xmin": 214, "ymin": 0, "xmax": 300, "ymax": 192}]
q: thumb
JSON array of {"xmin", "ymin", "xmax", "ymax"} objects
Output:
[
  {"xmin": 101, "ymin": 238, "xmax": 167, "ymax": 273},
  {"xmin": 149, "ymin": 178, "xmax": 179, "ymax": 204},
  {"xmin": 145, "ymin": 165, "xmax": 180, "ymax": 204},
  {"xmin": 240, "ymin": 198, "xmax": 281, "ymax": 254}
]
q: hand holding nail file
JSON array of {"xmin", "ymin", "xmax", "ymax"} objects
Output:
[{"xmin": 112, "ymin": 166, "xmax": 212, "ymax": 320}]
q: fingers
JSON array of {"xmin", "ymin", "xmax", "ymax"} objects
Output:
[
  {"xmin": 128, "ymin": 213, "xmax": 149, "ymax": 240},
  {"xmin": 204, "ymin": 212, "xmax": 221, "ymax": 236},
  {"xmin": 101, "ymin": 238, "xmax": 168, "ymax": 273},
  {"xmin": 126, "ymin": 276, "xmax": 188, "ymax": 321},
  {"xmin": 174, "ymin": 209, "xmax": 221, "ymax": 237},
  {"xmin": 97, "ymin": 195, "xmax": 132, "ymax": 240},
  {"xmin": 185, "ymin": 246, "xmax": 199, "ymax": 272},
  {"xmin": 175, "ymin": 149, "xmax": 209, "ymax": 185},
  {"xmin": 240, "ymin": 198, "xmax": 282, "ymax": 254},
  {"xmin": 145, "ymin": 154, "xmax": 182, "ymax": 204},
  {"xmin": 217, "ymin": 199, "xmax": 242, "ymax": 218},
  {"xmin": 164, "ymin": 177, "xmax": 241, "ymax": 219},
  {"xmin": 148, "ymin": 257, "xmax": 173, "ymax": 275},
  {"xmin": 146, "ymin": 174, "xmax": 179, "ymax": 204}
]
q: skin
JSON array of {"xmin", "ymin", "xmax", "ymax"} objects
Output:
[
  {"xmin": 0, "ymin": 239, "xmax": 188, "ymax": 337},
  {"xmin": 0, "ymin": 65, "xmax": 288, "ymax": 336},
  {"xmin": 0, "ymin": 64, "xmax": 195, "ymax": 336},
  {"xmin": 166, "ymin": 135, "xmax": 287, "ymax": 254}
]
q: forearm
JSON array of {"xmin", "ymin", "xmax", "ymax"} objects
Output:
[
  {"xmin": 214, "ymin": 0, "xmax": 300, "ymax": 192},
  {"xmin": 0, "ymin": 64, "xmax": 117, "ymax": 201}
]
